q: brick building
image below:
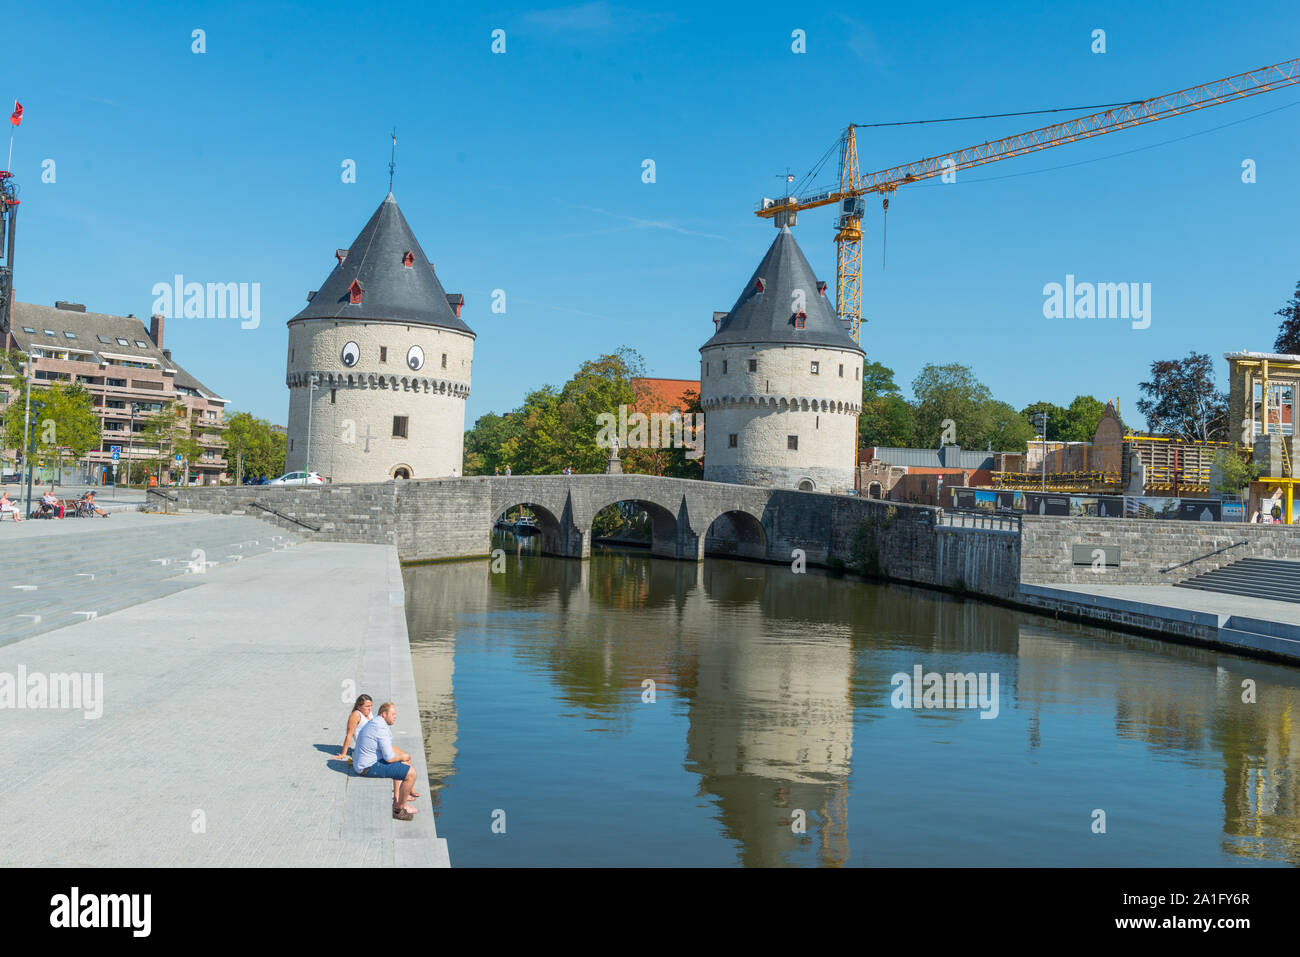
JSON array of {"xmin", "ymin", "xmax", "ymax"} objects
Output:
[{"xmin": 3, "ymin": 301, "xmax": 229, "ymax": 484}]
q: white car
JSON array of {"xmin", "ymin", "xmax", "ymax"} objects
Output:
[{"xmin": 268, "ymin": 471, "xmax": 325, "ymax": 486}]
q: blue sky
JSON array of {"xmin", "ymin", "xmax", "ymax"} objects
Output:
[{"xmin": 6, "ymin": 1, "xmax": 1299, "ymax": 429}]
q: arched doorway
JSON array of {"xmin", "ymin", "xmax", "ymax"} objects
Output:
[
  {"xmin": 703, "ymin": 509, "xmax": 768, "ymax": 561},
  {"xmin": 391, "ymin": 464, "xmax": 412, "ymax": 480},
  {"xmin": 868, "ymin": 481, "xmax": 883, "ymax": 499}
]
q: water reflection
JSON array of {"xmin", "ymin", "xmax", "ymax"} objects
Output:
[{"xmin": 404, "ymin": 547, "xmax": 1300, "ymax": 866}]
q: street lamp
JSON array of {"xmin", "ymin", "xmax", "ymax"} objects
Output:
[
  {"xmin": 1035, "ymin": 412, "xmax": 1049, "ymax": 492},
  {"xmin": 126, "ymin": 401, "xmax": 142, "ymax": 488},
  {"xmin": 303, "ymin": 373, "xmax": 319, "ymax": 485}
]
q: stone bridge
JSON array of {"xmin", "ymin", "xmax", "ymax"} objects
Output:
[{"xmin": 173, "ymin": 473, "xmax": 910, "ymax": 566}]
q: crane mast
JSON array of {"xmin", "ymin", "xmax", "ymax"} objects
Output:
[{"xmin": 757, "ymin": 56, "xmax": 1300, "ymax": 344}]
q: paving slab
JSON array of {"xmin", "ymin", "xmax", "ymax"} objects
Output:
[{"xmin": 0, "ymin": 526, "xmax": 449, "ymax": 867}]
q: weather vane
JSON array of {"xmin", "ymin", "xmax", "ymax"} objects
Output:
[{"xmin": 388, "ymin": 128, "xmax": 397, "ymax": 192}]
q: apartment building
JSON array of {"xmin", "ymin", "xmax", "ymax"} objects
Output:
[{"xmin": 3, "ymin": 301, "xmax": 229, "ymax": 484}]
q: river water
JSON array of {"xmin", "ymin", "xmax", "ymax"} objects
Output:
[{"xmin": 405, "ymin": 543, "xmax": 1300, "ymax": 867}]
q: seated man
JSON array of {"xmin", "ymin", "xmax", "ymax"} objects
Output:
[
  {"xmin": 83, "ymin": 491, "xmax": 108, "ymax": 518},
  {"xmin": 351, "ymin": 702, "xmax": 419, "ymax": 821},
  {"xmin": 41, "ymin": 488, "xmax": 63, "ymax": 519}
]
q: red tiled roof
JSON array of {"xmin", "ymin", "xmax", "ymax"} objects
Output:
[{"xmin": 631, "ymin": 377, "xmax": 699, "ymax": 412}]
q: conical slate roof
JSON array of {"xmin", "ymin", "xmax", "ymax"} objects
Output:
[
  {"xmin": 701, "ymin": 227, "xmax": 862, "ymax": 353},
  {"xmin": 290, "ymin": 193, "xmax": 475, "ymax": 336}
]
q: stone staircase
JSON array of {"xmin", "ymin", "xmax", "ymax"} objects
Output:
[
  {"xmin": 0, "ymin": 516, "xmax": 302, "ymax": 646},
  {"xmin": 1175, "ymin": 557, "xmax": 1300, "ymax": 605}
]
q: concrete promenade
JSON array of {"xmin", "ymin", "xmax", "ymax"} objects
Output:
[
  {"xmin": 1020, "ymin": 582, "xmax": 1300, "ymax": 662},
  {"xmin": 0, "ymin": 513, "xmax": 449, "ymax": 867}
]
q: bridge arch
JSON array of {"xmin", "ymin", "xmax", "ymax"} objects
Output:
[
  {"xmin": 589, "ymin": 496, "xmax": 684, "ymax": 560},
  {"xmin": 703, "ymin": 508, "xmax": 768, "ymax": 561},
  {"xmin": 492, "ymin": 500, "xmax": 568, "ymax": 558}
]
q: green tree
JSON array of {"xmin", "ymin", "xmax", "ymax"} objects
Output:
[
  {"xmin": 224, "ymin": 411, "xmax": 284, "ymax": 482},
  {"xmin": 912, "ymin": 363, "xmax": 992, "ymax": 447},
  {"xmin": 1019, "ymin": 401, "xmax": 1068, "ymax": 441},
  {"xmin": 139, "ymin": 400, "xmax": 191, "ymax": 484},
  {"xmin": 1272, "ymin": 279, "xmax": 1300, "ymax": 353},
  {"xmin": 1136, "ymin": 352, "xmax": 1227, "ymax": 442},
  {"xmin": 859, "ymin": 360, "xmax": 914, "ymax": 448},
  {"xmin": 2, "ymin": 378, "xmax": 102, "ymax": 475},
  {"xmin": 985, "ymin": 400, "xmax": 1037, "ymax": 451},
  {"xmin": 1059, "ymin": 395, "xmax": 1107, "ymax": 442},
  {"xmin": 1212, "ymin": 448, "xmax": 1259, "ymax": 497}
]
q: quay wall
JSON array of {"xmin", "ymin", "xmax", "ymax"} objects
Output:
[{"xmin": 1020, "ymin": 516, "xmax": 1300, "ymax": 586}]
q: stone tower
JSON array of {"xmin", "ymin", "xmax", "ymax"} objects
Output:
[
  {"xmin": 699, "ymin": 228, "xmax": 863, "ymax": 492},
  {"xmin": 285, "ymin": 193, "xmax": 475, "ymax": 482}
]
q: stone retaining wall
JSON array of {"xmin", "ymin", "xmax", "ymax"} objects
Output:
[{"xmin": 1020, "ymin": 516, "xmax": 1300, "ymax": 585}]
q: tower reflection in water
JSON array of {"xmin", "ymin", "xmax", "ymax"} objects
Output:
[{"xmin": 404, "ymin": 542, "xmax": 1300, "ymax": 867}]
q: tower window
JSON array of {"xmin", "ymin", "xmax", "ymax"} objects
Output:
[
  {"xmin": 441, "ymin": 353, "xmax": 447, "ymax": 369},
  {"xmin": 722, "ymin": 360, "xmax": 729, "ymax": 374},
  {"xmin": 810, "ymin": 361, "xmax": 819, "ymax": 374},
  {"xmin": 705, "ymin": 362, "xmax": 709, "ymax": 376},
  {"xmin": 728, "ymin": 434, "xmax": 738, "ymax": 448},
  {"xmin": 380, "ymin": 347, "xmax": 387, "ymax": 362},
  {"xmin": 839, "ymin": 364, "xmax": 844, "ymax": 377},
  {"xmin": 403, "ymin": 251, "xmax": 415, "ymax": 268},
  {"xmin": 289, "ymin": 439, "xmax": 294, "ymax": 451},
  {"xmin": 748, "ymin": 358, "xmax": 757, "ymax": 372},
  {"xmin": 348, "ymin": 279, "xmax": 363, "ymax": 304},
  {"xmin": 788, "ymin": 435, "xmax": 798, "ymax": 450},
  {"xmin": 330, "ymin": 389, "xmax": 336, "ymax": 404},
  {"xmin": 392, "ymin": 415, "xmax": 409, "ymax": 439}
]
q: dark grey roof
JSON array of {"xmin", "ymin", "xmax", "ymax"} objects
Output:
[
  {"xmin": 701, "ymin": 227, "xmax": 862, "ymax": 354},
  {"xmin": 9, "ymin": 301, "xmax": 226, "ymax": 401},
  {"xmin": 289, "ymin": 193, "xmax": 475, "ymax": 336},
  {"xmin": 868, "ymin": 446, "xmax": 1009, "ymax": 469}
]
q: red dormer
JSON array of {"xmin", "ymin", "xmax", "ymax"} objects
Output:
[
  {"xmin": 754, "ymin": 278, "xmax": 766, "ymax": 293},
  {"xmin": 348, "ymin": 279, "xmax": 363, "ymax": 305},
  {"xmin": 793, "ymin": 312, "xmax": 807, "ymax": 329},
  {"xmin": 817, "ymin": 281, "xmax": 827, "ymax": 296},
  {"xmin": 403, "ymin": 251, "xmax": 415, "ymax": 268}
]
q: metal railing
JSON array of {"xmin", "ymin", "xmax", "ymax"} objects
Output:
[
  {"xmin": 1160, "ymin": 539, "xmax": 1249, "ymax": 574},
  {"xmin": 250, "ymin": 500, "xmax": 321, "ymax": 532},
  {"xmin": 940, "ymin": 508, "xmax": 1022, "ymax": 532}
]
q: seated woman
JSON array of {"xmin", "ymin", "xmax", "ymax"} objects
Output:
[
  {"xmin": 40, "ymin": 488, "xmax": 63, "ymax": 519},
  {"xmin": 336, "ymin": 694, "xmax": 374, "ymax": 762},
  {"xmin": 0, "ymin": 491, "xmax": 23, "ymax": 522}
]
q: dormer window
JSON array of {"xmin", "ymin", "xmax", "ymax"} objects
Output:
[
  {"xmin": 817, "ymin": 281, "xmax": 828, "ymax": 296},
  {"xmin": 793, "ymin": 313, "xmax": 807, "ymax": 330},
  {"xmin": 348, "ymin": 279, "xmax": 363, "ymax": 305},
  {"xmin": 403, "ymin": 251, "xmax": 415, "ymax": 268},
  {"xmin": 754, "ymin": 278, "xmax": 766, "ymax": 293},
  {"xmin": 335, "ymin": 248, "xmax": 348, "ymax": 265}
]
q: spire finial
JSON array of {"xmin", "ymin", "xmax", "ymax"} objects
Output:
[{"xmin": 388, "ymin": 128, "xmax": 397, "ymax": 193}]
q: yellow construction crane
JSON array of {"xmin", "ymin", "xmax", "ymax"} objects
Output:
[{"xmin": 757, "ymin": 56, "xmax": 1300, "ymax": 345}]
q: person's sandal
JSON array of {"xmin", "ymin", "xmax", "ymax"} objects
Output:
[{"xmin": 393, "ymin": 807, "xmax": 414, "ymax": 821}]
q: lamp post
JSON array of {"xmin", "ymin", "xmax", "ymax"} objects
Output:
[
  {"xmin": 24, "ymin": 394, "xmax": 44, "ymax": 517},
  {"xmin": 303, "ymin": 373, "xmax": 319, "ymax": 485},
  {"xmin": 1036, "ymin": 412, "xmax": 1048, "ymax": 492},
  {"xmin": 125, "ymin": 401, "xmax": 141, "ymax": 488},
  {"xmin": 20, "ymin": 355, "xmax": 31, "ymax": 493}
]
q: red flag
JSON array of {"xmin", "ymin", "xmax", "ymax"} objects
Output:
[{"xmin": 9, "ymin": 102, "xmax": 21, "ymax": 126}]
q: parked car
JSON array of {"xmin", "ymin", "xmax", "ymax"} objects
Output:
[{"xmin": 268, "ymin": 471, "xmax": 324, "ymax": 486}]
